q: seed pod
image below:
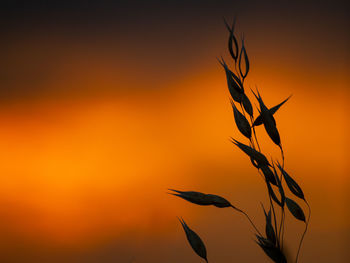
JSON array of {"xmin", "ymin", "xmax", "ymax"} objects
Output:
[
  {"xmin": 266, "ymin": 180, "xmax": 282, "ymax": 207},
  {"xmin": 242, "ymin": 93, "xmax": 253, "ymax": 117},
  {"xmin": 261, "ymin": 205, "xmax": 276, "ymax": 245},
  {"xmin": 253, "ymin": 95, "xmax": 292, "ymax": 127},
  {"xmin": 260, "ymin": 165, "xmax": 277, "ymax": 186},
  {"xmin": 168, "ymin": 189, "xmax": 232, "ymax": 208},
  {"xmin": 168, "ymin": 190, "xmax": 212, "ymax": 206},
  {"xmin": 179, "ymin": 218, "xmax": 208, "ymax": 262},
  {"xmin": 230, "ymin": 138, "xmax": 270, "ymax": 167},
  {"xmin": 206, "ymin": 194, "xmax": 232, "ymax": 208},
  {"xmin": 252, "ymin": 89, "xmax": 281, "ymax": 146},
  {"xmin": 277, "ymin": 162, "xmax": 305, "ymax": 201},
  {"xmin": 218, "ymin": 59, "xmax": 243, "ymax": 103},
  {"xmin": 224, "ymin": 18, "xmax": 239, "ymax": 62},
  {"xmin": 255, "ymin": 235, "xmax": 287, "ymax": 263},
  {"xmin": 272, "ymin": 163, "xmax": 285, "ymax": 207},
  {"xmin": 231, "ymin": 100, "xmax": 251, "ymax": 139},
  {"xmin": 250, "ymin": 156, "xmax": 259, "ymax": 168},
  {"xmin": 286, "ymin": 198, "xmax": 306, "ymax": 222},
  {"xmin": 239, "ymin": 39, "xmax": 249, "ymax": 80}
]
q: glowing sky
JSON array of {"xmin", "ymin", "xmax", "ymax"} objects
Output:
[{"xmin": 0, "ymin": 1, "xmax": 349, "ymax": 262}]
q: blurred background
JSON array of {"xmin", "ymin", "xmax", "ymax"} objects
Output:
[{"xmin": 0, "ymin": 0, "xmax": 349, "ymax": 262}]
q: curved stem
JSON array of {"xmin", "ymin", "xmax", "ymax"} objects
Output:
[
  {"xmin": 279, "ymin": 144, "xmax": 285, "ymax": 165},
  {"xmin": 277, "ymin": 144, "xmax": 286, "ymax": 248},
  {"xmin": 232, "ymin": 206, "xmax": 262, "ymax": 236},
  {"xmin": 295, "ymin": 200, "xmax": 311, "ymax": 263},
  {"xmin": 258, "ymin": 169, "xmax": 279, "ymax": 246},
  {"xmin": 251, "ymin": 117, "xmax": 261, "ymax": 152},
  {"xmin": 279, "ymin": 208, "xmax": 285, "ymax": 249},
  {"xmin": 268, "ymin": 189, "xmax": 279, "ymax": 247}
]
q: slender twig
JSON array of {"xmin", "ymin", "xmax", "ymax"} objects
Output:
[
  {"xmin": 268, "ymin": 187, "xmax": 279, "ymax": 247},
  {"xmin": 295, "ymin": 200, "xmax": 311, "ymax": 263},
  {"xmin": 250, "ymin": 116, "xmax": 261, "ymax": 152},
  {"xmin": 279, "ymin": 145, "xmax": 286, "ymax": 248},
  {"xmin": 233, "ymin": 206, "xmax": 262, "ymax": 236},
  {"xmin": 258, "ymin": 169, "xmax": 280, "ymax": 247}
]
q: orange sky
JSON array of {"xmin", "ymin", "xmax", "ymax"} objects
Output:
[{"xmin": 0, "ymin": 1, "xmax": 349, "ymax": 262}]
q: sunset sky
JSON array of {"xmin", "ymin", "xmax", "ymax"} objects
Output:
[{"xmin": 0, "ymin": 1, "xmax": 349, "ymax": 262}]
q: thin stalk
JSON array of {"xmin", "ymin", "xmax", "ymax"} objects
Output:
[
  {"xmin": 279, "ymin": 144, "xmax": 285, "ymax": 164},
  {"xmin": 279, "ymin": 208, "xmax": 285, "ymax": 249},
  {"xmin": 259, "ymin": 170, "xmax": 280, "ymax": 247},
  {"xmin": 295, "ymin": 201, "xmax": 311, "ymax": 263},
  {"xmin": 233, "ymin": 206, "xmax": 262, "ymax": 236},
  {"xmin": 267, "ymin": 188, "xmax": 279, "ymax": 247},
  {"xmin": 251, "ymin": 117, "xmax": 261, "ymax": 152},
  {"xmin": 279, "ymin": 144, "xmax": 286, "ymax": 248}
]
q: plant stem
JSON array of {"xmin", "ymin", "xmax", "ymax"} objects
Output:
[
  {"xmin": 233, "ymin": 206, "xmax": 262, "ymax": 236},
  {"xmin": 267, "ymin": 187, "xmax": 279, "ymax": 247},
  {"xmin": 295, "ymin": 200, "xmax": 311, "ymax": 263},
  {"xmin": 279, "ymin": 208, "xmax": 285, "ymax": 249},
  {"xmin": 251, "ymin": 117, "xmax": 261, "ymax": 152},
  {"xmin": 259, "ymin": 169, "xmax": 280, "ymax": 247},
  {"xmin": 279, "ymin": 145, "xmax": 286, "ymax": 248}
]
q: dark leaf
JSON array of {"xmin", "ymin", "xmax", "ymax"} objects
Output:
[
  {"xmin": 242, "ymin": 93, "xmax": 253, "ymax": 117},
  {"xmin": 269, "ymin": 95, "xmax": 292, "ymax": 115},
  {"xmin": 286, "ymin": 198, "xmax": 306, "ymax": 222},
  {"xmin": 272, "ymin": 163, "xmax": 285, "ymax": 207},
  {"xmin": 230, "ymin": 138, "xmax": 270, "ymax": 167},
  {"xmin": 218, "ymin": 58, "xmax": 243, "ymax": 102},
  {"xmin": 168, "ymin": 189, "xmax": 232, "ymax": 208},
  {"xmin": 255, "ymin": 235, "xmax": 287, "ymax": 263},
  {"xmin": 168, "ymin": 190, "xmax": 212, "ymax": 206},
  {"xmin": 277, "ymin": 162, "xmax": 305, "ymax": 200},
  {"xmin": 231, "ymin": 100, "xmax": 251, "ymax": 139},
  {"xmin": 230, "ymin": 69, "xmax": 244, "ymax": 91},
  {"xmin": 206, "ymin": 194, "xmax": 232, "ymax": 208},
  {"xmin": 266, "ymin": 180, "xmax": 282, "ymax": 207},
  {"xmin": 253, "ymin": 95, "xmax": 292, "ymax": 127},
  {"xmin": 224, "ymin": 18, "xmax": 239, "ymax": 61},
  {"xmin": 179, "ymin": 218, "xmax": 208, "ymax": 262},
  {"xmin": 239, "ymin": 39, "xmax": 249, "ymax": 80},
  {"xmin": 262, "ymin": 205, "xmax": 276, "ymax": 245},
  {"xmin": 261, "ymin": 165, "xmax": 277, "ymax": 186},
  {"xmin": 252, "ymin": 89, "xmax": 281, "ymax": 146},
  {"xmin": 250, "ymin": 156, "xmax": 259, "ymax": 168}
]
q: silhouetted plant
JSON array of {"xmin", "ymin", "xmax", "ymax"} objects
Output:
[{"xmin": 169, "ymin": 18, "xmax": 311, "ymax": 263}]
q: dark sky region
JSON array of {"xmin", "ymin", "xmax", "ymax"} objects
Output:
[
  {"xmin": 0, "ymin": 1, "xmax": 349, "ymax": 263},
  {"xmin": 0, "ymin": 0, "xmax": 349, "ymax": 100}
]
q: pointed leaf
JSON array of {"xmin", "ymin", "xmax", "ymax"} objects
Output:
[
  {"xmin": 255, "ymin": 235, "xmax": 287, "ymax": 263},
  {"xmin": 224, "ymin": 18, "xmax": 239, "ymax": 61},
  {"xmin": 266, "ymin": 180, "xmax": 282, "ymax": 207},
  {"xmin": 230, "ymin": 138, "xmax": 270, "ymax": 167},
  {"xmin": 253, "ymin": 95, "xmax": 292, "ymax": 126},
  {"xmin": 261, "ymin": 165, "xmax": 277, "ymax": 186},
  {"xmin": 179, "ymin": 218, "xmax": 208, "ymax": 262},
  {"xmin": 269, "ymin": 95, "xmax": 292, "ymax": 115},
  {"xmin": 252, "ymin": 89, "xmax": 281, "ymax": 146},
  {"xmin": 231, "ymin": 100, "xmax": 251, "ymax": 139},
  {"xmin": 169, "ymin": 190, "xmax": 232, "ymax": 208},
  {"xmin": 286, "ymin": 198, "xmax": 306, "ymax": 222},
  {"xmin": 239, "ymin": 39, "xmax": 249, "ymax": 80},
  {"xmin": 218, "ymin": 59, "xmax": 243, "ymax": 102},
  {"xmin": 242, "ymin": 93, "xmax": 253, "ymax": 117},
  {"xmin": 206, "ymin": 194, "xmax": 232, "ymax": 208},
  {"xmin": 277, "ymin": 162, "xmax": 305, "ymax": 200},
  {"xmin": 261, "ymin": 205, "xmax": 276, "ymax": 245},
  {"xmin": 272, "ymin": 163, "xmax": 285, "ymax": 207},
  {"xmin": 168, "ymin": 190, "xmax": 212, "ymax": 206}
]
